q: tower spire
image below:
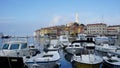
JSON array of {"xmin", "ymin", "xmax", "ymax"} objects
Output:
[{"xmin": 75, "ymin": 13, "xmax": 79, "ymax": 23}]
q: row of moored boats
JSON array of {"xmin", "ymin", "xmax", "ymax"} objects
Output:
[{"xmin": 0, "ymin": 34, "xmax": 120, "ymax": 68}]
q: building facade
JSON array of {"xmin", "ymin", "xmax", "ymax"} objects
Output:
[
  {"xmin": 34, "ymin": 22, "xmax": 84, "ymax": 38},
  {"xmin": 107, "ymin": 25, "xmax": 120, "ymax": 35},
  {"xmin": 86, "ymin": 23, "xmax": 107, "ymax": 35}
]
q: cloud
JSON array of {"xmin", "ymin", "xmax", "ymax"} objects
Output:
[
  {"xmin": 48, "ymin": 15, "xmax": 76, "ymax": 27},
  {"xmin": 52, "ymin": 16, "xmax": 62, "ymax": 23},
  {"xmin": 48, "ymin": 16, "xmax": 62, "ymax": 26},
  {"xmin": 0, "ymin": 17, "xmax": 16, "ymax": 23}
]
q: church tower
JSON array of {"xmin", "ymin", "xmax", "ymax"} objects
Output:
[{"xmin": 75, "ymin": 13, "xmax": 79, "ymax": 23}]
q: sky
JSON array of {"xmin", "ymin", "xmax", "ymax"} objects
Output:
[{"xmin": 0, "ymin": 0, "xmax": 120, "ymax": 36}]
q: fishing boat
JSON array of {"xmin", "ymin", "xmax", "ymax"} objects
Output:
[
  {"xmin": 103, "ymin": 55, "xmax": 120, "ymax": 68},
  {"xmin": 25, "ymin": 50, "xmax": 60, "ymax": 68},
  {"xmin": 72, "ymin": 38, "xmax": 103, "ymax": 68}
]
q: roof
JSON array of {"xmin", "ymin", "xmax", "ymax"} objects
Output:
[
  {"xmin": 108, "ymin": 25, "xmax": 120, "ymax": 27},
  {"xmin": 87, "ymin": 23, "xmax": 106, "ymax": 26}
]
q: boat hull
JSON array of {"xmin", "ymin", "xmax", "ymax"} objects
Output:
[
  {"xmin": 102, "ymin": 60, "xmax": 120, "ymax": 68},
  {"xmin": 72, "ymin": 54, "xmax": 103, "ymax": 68},
  {"xmin": 0, "ymin": 56, "xmax": 26, "ymax": 68},
  {"xmin": 73, "ymin": 61, "xmax": 102, "ymax": 68}
]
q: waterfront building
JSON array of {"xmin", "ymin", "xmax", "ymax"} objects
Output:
[
  {"xmin": 107, "ymin": 25, "xmax": 120, "ymax": 35},
  {"xmin": 107, "ymin": 27, "xmax": 118, "ymax": 35},
  {"xmin": 86, "ymin": 23, "xmax": 107, "ymax": 35},
  {"xmin": 34, "ymin": 13, "xmax": 86, "ymax": 38}
]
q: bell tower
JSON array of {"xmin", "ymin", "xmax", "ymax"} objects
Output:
[{"xmin": 75, "ymin": 13, "xmax": 79, "ymax": 23}]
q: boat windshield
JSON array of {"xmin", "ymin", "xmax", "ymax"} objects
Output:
[
  {"xmin": 21, "ymin": 43, "xmax": 27, "ymax": 49},
  {"xmin": 75, "ymin": 45, "xmax": 79, "ymax": 47},
  {"xmin": 2, "ymin": 44, "xmax": 9, "ymax": 49},
  {"xmin": 43, "ymin": 55, "xmax": 53, "ymax": 57},
  {"xmin": 10, "ymin": 44, "xmax": 19, "ymax": 50}
]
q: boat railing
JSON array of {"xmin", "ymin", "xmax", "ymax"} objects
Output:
[{"xmin": 2, "ymin": 37, "xmax": 27, "ymax": 44}]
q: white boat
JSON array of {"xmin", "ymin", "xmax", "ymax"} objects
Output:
[
  {"xmin": 0, "ymin": 40, "xmax": 30, "ymax": 57},
  {"xmin": 65, "ymin": 41, "xmax": 83, "ymax": 54},
  {"xmin": 58, "ymin": 35, "xmax": 69, "ymax": 47},
  {"xmin": 72, "ymin": 40, "xmax": 103, "ymax": 68},
  {"xmin": 95, "ymin": 43, "xmax": 117, "ymax": 52},
  {"xmin": 103, "ymin": 55, "xmax": 120, "ymax": 68},
  {"xmin": 25, "ymin": 51, "xmax": 60, "ymax": 68},
  {"xmin": 49, "ymin": 39, "xmax": 60, "ymax": 50},
  {"xmin": 65, "ymin": 34, "xmax": 87, "ymax": 54},
  {"xmin": 72, "ymin": 54, "xmax": 103, "ymax": 68},
  {"xmin": 76, "ymin": 33, "xmax": 87, "ymax": 40},
  {"xmin": 95, "ymin": 36, "xmax": 109, "ymax": 45}
]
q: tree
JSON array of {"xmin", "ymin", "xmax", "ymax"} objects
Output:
[
  {"xmin": 73, "ymin": 22, "xmax": 79, "ymax": 26},
  {"xmin": 80, "ymin": 24, "xmax": 85, "ymax": 27}
]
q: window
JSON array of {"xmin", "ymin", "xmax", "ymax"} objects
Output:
[
  {"xmin": 2, "ymin": 44, "xmax": 9, "ymax": 49},
  {"xmin": 10, "ymin": 44, "xmax": 19, "ymax": 50},
  {"xmin": 21, "ymin": 43, "xmax": 27, "ymax": 49}
]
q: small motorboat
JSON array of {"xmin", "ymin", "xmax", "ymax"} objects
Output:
[
  {"xmin": 58, "ymin": 35, "xmax": 69, "ymax": 47},
  {"xmin": 25, "ymin": 50, "xmax": 60, "ymax": 68},
  {"xmin": 0, "ymin": 40, "xmax": 30, "ymax": 57},
  {"xmin": 103, "ymin": 54, "xmax": 120, "ymax": 68},
  {"xmin": 72, "ymin": 38, "xmax": 103, "ymax": 68},
  {"xmin": 65, "ymin": 42, "xmax": 83, "ymax": 54}
]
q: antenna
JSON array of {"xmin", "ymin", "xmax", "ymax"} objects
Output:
[{"xmin": 101, "ymin": 15, "xmax": 104, "ymax": 23}]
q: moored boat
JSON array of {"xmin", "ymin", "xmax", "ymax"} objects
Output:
[
  {"xmin": 0, "ymin": 40, "xmax": 30, "ymax": 57},
  {"xmin": 65, "ymin": 41, "xmax": 83, "ymax": 55},
  {"xmin": 72, "ymin": 54, "xmax": 103, "ymax": 68},
  {"xmin": 72, "ymin": 38, "xmax": 103, "ymax": 68},
  {"xmin": 103, "ymin": 55, "xmax": 120, "ymax": 68},
  {"xmin": 58, "ymin": 35, "xmax": 69, "ymax": 48},
  {"xmin": 25, "ymin": 50, "xmax": 60, "ymax": 68}
]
